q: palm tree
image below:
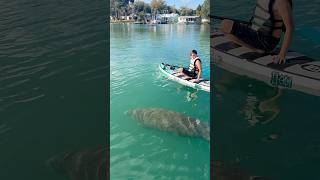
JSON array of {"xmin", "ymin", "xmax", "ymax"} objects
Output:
[{"xmin": 113, "ymin": 0, "xmax": 135, "ymax": 19}]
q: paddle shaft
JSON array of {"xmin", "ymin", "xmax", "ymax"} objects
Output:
[{"xmin": 162, "ymin": 63, "xmax": 180, "ymax": 68}]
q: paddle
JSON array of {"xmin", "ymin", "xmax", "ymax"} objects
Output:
[{"xmin": 208, "ymin": 14, "xmax": 250, "ymax": 25}]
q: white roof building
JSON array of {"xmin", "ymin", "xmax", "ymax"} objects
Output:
[
  {"xmin": 178, "ymin": 16, "xmax": 200, "ymax": 24},
  {"xmin": 157, "ymin": 13, "xmax": 179, "ymax": 23}
]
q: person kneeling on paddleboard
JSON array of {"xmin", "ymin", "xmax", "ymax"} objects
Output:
[
  {"xmin": 178, "ymin": 50, "xmax": 202, "ymax": 83},
  {"xmin": 219, "ymin": 0, "xmax": 294, "ymax": 64}
]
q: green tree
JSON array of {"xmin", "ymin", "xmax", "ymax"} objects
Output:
[
  {"xmin": 180, "ymin": 6, "xmax": 194, "ymax": 16},
  {"xmin": 133, "ymin": 1, "xmax": 151, "ymax": 22},
  {"xmin": 188, "ymin": 9, "xmax": 194, "ymax": 16},
  {"xmin": 196, "ymin": 4, "xmax": 201, "ymax": 16},
  {"xmin": 150, "ymin": 0, "xmax": 166, "ymax": 17},
  {"xmin": 110, "ymin": 0, "xmax": 116, "ymax": 16},
  {"xmin": 180, "ymin": 6, "xmax": 187, "ymax": 16},
  {"xmin": 134, "ymin": 1, "xmax": 145, "ymax": 12},
  {"xmin": 144, "ymin": 3, "xmax": 152, "ymax": 14},
  {"xmin": 168, "ymin": 5, "xmax": 177, "ymax": 14},
  {"xmin": 112, "ymin": 0, "xmax": 135, "ymax": 19},
  {"xmin": 201, "ymin": 0, "xmax": 209, "ymax": 18}
]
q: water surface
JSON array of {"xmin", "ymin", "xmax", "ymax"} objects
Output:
[
  {"xmin": 213, "ymin": 0, "xmax": 320, "ymax": 179},
  {"xmin": 0, "ymin": 1, "xmax": 107, "ymax": 179},
  {"xmin": 110, "ymin": 24, "xmax": 210, "ymax": 179}
]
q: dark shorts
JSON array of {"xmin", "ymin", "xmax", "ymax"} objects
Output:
[
  {"xmin": 182, "ymin": 68, "xmax": 197, "ymax": 78},
  {"xmin": 231, "ymin": 22, "xmax": 280, "ymax": 52}
]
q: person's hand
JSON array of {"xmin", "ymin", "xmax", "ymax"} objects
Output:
[{"xmin": 272, "ymin": 51, "xmax": 287, "ymax": 64}]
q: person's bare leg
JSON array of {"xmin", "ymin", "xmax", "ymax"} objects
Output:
[
  {"xmin": 175, "ymin": 68, "xmax": 192, "ymax": 79},
  {"xmin": 219, "ymin": 19, "xmax": 234, "ymax": 33},
  {"xmin": 226, "ymin": 34, "xmax": 265, "ymax": 53},
  {"xmin": 175, "ymin": 68, "xmax": 185, "ymax": 75},
  {"xmin": 219, "ymin": 20, "xmax": 264, "ymax": 53}
]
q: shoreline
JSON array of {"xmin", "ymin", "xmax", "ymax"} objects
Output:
[
  {"xmin": 110, "ymin": 20, "xmax": 135, "ymax": 24},
  {"xmin": 110, "ymin": 20, "xmax": 210, "ymax": 25}
]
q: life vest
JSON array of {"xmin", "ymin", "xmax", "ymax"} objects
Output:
[
  {"xmin": 188, "ymin": 57, "xmax": 201, "ymax": 74},
  {"xmin": 249, "ymin": 0, "xmax": 292, "ymax": 35}
]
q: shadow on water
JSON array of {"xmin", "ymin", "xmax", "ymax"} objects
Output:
[
  {"xmin": 49, "ymin": 146, "xmax": 272, "ymax": 180},
  {"xmin": 214, "ymin": 68, "xmax": 282, "ymax": 125},
  {"xmin": 47, "ymin": 146, "xmax": 271, "ymax": 180},
  {"xmin": 176, "ymin": 86, "xmax": 201, "ymax": 102},
  {"xmin": 213, "ymin": 68, "xmax": 320, "ymax": 179},
  {"xmin": 212, "ymin": 160, "xmax": 272, "ymax": 180},
  {"xmin": 48, "ymin": 147, "xmax": 108, "ymax": 180}
]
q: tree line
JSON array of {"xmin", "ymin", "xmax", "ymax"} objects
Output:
[{"xmin": 110, "ymin": 0, "xmax": 209, "ymax": 20}]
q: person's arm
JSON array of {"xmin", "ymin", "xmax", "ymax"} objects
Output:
[
  {"xmin": 196, "ymin": 60, "xmax": 202, "ymax": 81},
  {"xmin": 274, "ymin": 0, "xmax": 294, "ymax": 64}
]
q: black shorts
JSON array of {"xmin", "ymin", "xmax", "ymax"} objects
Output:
[
  {"xmin": 231, "ymin": 22, "xmax": 280, "ymax": 52},
  {"xmin": 182, "ymin": 68, "xmax": 197, "ymax": 78}
]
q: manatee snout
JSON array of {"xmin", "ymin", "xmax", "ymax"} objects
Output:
[{"xmin": 124, "ymin": 109, "xmax": 134, "ymax": 116}]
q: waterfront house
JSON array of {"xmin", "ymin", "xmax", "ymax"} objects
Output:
[
  {"xmin": 158, "ymin": 13, "xmax": 179, "ymax": 24},
  {"xmin": 120, "ymin": 15, "xmax": 134, "ymax": 21},
  {"xmin": 201, "ymin": 18, "xmax": 210, "ymax": 24},
  {"xmin": 178, "ymin": 16, "xmax": 201, "ymax": 24}
]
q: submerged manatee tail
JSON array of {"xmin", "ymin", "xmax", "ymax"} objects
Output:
[{"xmin": 198, "ymin": 120, "xmax": 210, "ymax": 141}]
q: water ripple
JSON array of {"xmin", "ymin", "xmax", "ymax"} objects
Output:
[{"xmin": 0, "ymin": 124, "xmax": 12, "ymax": 135}]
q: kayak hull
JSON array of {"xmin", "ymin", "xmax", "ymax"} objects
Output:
[
  {"xmin": 159, "ymin": 63, "xmax": 210, "ymax": 92},
  {"xmin": 211, "ymin": 32, "xmax": 320, "ymax": 96}
]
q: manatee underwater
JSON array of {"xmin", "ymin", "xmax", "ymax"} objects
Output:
[
  {"xmin": 47, "ymin": 147, "xmax": 108, "ymax": 180},
  {"xmin": 126, "ymin": 108, "xmax": 210, "ymax": 141}
]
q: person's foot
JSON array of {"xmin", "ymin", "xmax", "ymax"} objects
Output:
[{"xmin": 189, "ymin": 79, "xmax": 200, "ymax": 83}]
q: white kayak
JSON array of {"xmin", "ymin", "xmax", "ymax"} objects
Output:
[
  {"xmin": 159, "ymin": 63, "xmax": 210, "ymax": 92},
  {"xmin": 211, "ymin": 32, "xmax": 320, "ymax": 96}
]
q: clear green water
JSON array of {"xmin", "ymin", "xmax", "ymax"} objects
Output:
[
  {"xmin": 213, "ymin": 0, "xmax": 320, "ymax": 179},
  {"xmin": 110, "ymin": 24, "xmax": 210, "ymax": 179},
  {"xmin": 0, "ymin": 1, "xmax": 107, "ymax": 179}
]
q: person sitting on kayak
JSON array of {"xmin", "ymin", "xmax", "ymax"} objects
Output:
[
  {"xmin": 219, "ymin": 0, "xmax": 294, "ymax": 64},
  {"xmin": 177, "ymin": 49, "xmax": 202, "ymax": 83}
]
